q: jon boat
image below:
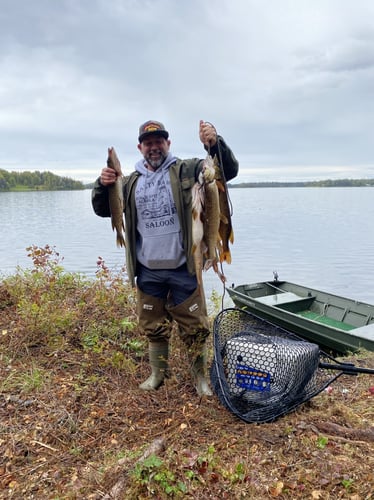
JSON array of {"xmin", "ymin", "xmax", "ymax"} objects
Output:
[{"xmin": 227, "ymin": 279, "xmax": 374, "ymax": 354}]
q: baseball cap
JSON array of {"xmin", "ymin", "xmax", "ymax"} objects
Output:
[{"xmin": 138, "ymin": 120, "xmax": 169, "ymax": 143}]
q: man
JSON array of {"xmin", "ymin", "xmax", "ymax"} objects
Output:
[{"xmin": 92, "ymin": 120, "xmax": 239, "ymax": 396}]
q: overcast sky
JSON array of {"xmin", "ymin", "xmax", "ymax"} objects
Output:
[{"xmin": 1, "ymin": 0, "xmax": 374, "ymax": 183}]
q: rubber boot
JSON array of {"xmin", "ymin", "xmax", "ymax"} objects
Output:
[
  {"xmin": 139, "ymin": 341, "xmax": 169, "ymax": 391},
  {"xmin": 190, "ymin": 342, "xmax": 213, "ymax": 397}
]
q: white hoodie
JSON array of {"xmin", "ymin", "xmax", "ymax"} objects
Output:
[{"xmin": 134, "ymin": 153, "xmax": 186, "ymax": 269}]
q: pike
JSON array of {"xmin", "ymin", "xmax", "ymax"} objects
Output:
[
  {"xmin": 191, "ymin": 174, "xmax": 205, "ymax": 287},
  {"xmin": 214, "ymin": 155, "xmax": 234, "ymax": 264},
  {"xmin": 191, "ymin": 154, "xmax": 230, "ymax": 286},
  {"xmin": 202, "ymin": 155, "xmax": 220, "ymax": 268},
  {"xmin": 107, "ymin": 147, "xmax": 125, "ymax": 248},
  {"xmin": 201, "ymin": 155, "xmax": 227, "ymax": 283}
]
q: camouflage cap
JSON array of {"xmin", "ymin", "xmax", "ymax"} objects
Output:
[{"xmin": 138, "ymin": 120, "xmax": 169, "ymax": 143}]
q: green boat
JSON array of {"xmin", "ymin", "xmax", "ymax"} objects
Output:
[{"xmin": 227, "ymin": 279, "xmax": 374, "ymax": 354}]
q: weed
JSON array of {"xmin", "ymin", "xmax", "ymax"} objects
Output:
[
  {"xmin": 0, "ymin": 364, "xmax": 48, "ymax": 393},
  {"xmin": 316, "ymin": 436, "xmax": 329, "ymax": 449},
  {"xmin": 132, "ymin": 454, "xmax": 187, "ymax": 496},
  {"xmin": 109, "ymin": 351, "xmax": 137, "ymax": 372},
  {"xmin": 208, "ymin": 289, "xmax": 223, "ymax": 316},
  {"xmin": 121, "ymin": 318, "xmax": 137, "ymax": 331},
  {"xmin": 124, "ymin": 338, "xmax": 146, "ymax": 356},
  {"xmin": 341, "ymin": 477, "xmax": 354, "ymax": 491},
  {"xmin": 0, "ymin": 245, "xmax": 138, "ymax": 356},
  {"xmin": 228, "ymin": 462, "xmax": 247, "ymax": 484}
]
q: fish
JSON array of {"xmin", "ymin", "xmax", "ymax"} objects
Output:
[
  {"xmin": 191, "ymin": 174, "xmax": 206, "ymax": 287},
  {"xmin": 214, "ymin": 156, "xmax": 234, "ymax": 264},
  {"xmin": 202, "ymin": 155, "xmax": 220, "ymax": 268},
  {"xmin": 107, "ymin": 147, "xmax": 125, "ymax": 248},
  {"xmin": 191, "ymin": 154, "xmax": 232, "ymax": 285}
]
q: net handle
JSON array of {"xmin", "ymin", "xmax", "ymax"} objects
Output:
[{"xmin": 319, "ymin": 362, "xmax": 374, "ymax": 375}]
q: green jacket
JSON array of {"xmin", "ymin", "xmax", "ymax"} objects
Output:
[{"xmin": 91, "ymin": 136, "xmax": 239, "ymax": 286}]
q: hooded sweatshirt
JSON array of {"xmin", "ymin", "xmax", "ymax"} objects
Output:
[{"xmin": 134, "ymin": 152, "xmax": 186, "ymax": 269}]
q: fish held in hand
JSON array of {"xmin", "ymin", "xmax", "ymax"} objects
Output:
[
  {"xmin": 202, "ymin": 156, "xmax": 220, "ymax": 268},
  {"xmin": 191, "ymin": 176, "xmax": 206, "ymax": 287},
  {"xmin": 191, "ymin": 154, "xmax": 234, "ymax": 285},
  {"xmin": 107, "ymin": 147, "xmax": 125, "ymax": 248},
  {"xmin": 214, "ymin": 157, "xmax": 234, "ymax": 264}
]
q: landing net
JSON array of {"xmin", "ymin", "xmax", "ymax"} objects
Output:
[{"xmin": 210, "ymin": 308, "xmax": 346, "ymax": 423}]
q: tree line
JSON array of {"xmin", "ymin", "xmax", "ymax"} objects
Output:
[
  {"xmin": 1, "ymin": 168, "xmax": 373, "ymax": 192},
  {"xmin": 229, "ymin": 178, "xmax": 374, "ymax": 188},
  {"xmin": 0, "ymin": 169, "xmax": 85, "ymax": 191}
]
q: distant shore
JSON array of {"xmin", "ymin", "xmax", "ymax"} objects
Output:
[
  {"xmin": 229, "ymin": 178, "xmax": 374, "ymax": 188},
  {"xmin": 1, "ymin": 166, "xmax": 373, "ymax": 191}
]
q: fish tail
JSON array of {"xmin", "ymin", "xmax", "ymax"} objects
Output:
[
  {"xmin": 203, "ymin": 259, "xmax": 214, "ymax": 271},
  {"xmin": 220, "ymin": 250, "xmax": 232, "ymax": 264},
  {"xmin": 116, "ymin": 234, "xmax": 126, "ymax": 248}
]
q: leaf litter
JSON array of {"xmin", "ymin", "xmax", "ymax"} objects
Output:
[{"xmin": 0, "ymin": 247, "xmax": 373, "ymax": 499}]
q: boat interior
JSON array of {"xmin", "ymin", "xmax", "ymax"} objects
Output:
[{"xmin": 236, "ymin": 282, "xmax": 374, "ymax": 332}]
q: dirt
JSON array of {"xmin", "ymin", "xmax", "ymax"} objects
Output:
[
  {"xmin": 1, "ymin": 256, "xmax": 373, "ymax": 499},
  {"xmin": 1, "ymin": 321, "xmax": 374, "ymax": 499}
]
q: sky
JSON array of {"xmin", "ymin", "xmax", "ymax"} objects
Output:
[{"xmin": 1, "ymin": 0, "xmax": 374, "ymax": 184}]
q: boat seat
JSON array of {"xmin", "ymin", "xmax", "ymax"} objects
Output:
[
  {"xmin": 350, "ymin": 323, "xmax": 374, "ymax": 341},
  {"xmin": 256, "ymin": 292, "xmax": 302, "ymax": 306}
]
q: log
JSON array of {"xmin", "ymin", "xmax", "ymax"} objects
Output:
[{"xmin": 316, "ymin": 421, "xmax": 374, "ymax": 442}]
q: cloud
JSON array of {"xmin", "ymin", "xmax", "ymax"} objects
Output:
[{"xmin": 1, "ymin": 0, "xmax": 374, "ymax": 183}]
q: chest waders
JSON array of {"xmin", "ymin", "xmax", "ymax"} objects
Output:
[
  {"xmin": 137, "ymin": 287, "xmax": 213, "ymax": 396},
  {"xmin": 137, "ymin": 291, "xmax": 171, "ymax": 391}
]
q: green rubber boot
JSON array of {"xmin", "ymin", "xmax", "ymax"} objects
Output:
[
  {"xmin": 191, "ymin": 343, "xmax": 213, "ymax": 397},
  {"xmin": 139, "ymin": 341, "xmax": 169, "ymax": 391}
]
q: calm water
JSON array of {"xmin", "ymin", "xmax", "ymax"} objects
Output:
[{"xmin": 1, "ymin": 187, "xmax": 374, "ymax": 305}]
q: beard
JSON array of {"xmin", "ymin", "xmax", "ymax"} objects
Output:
[{"xmin": 145, "ymin": 150, "xmax": 167, "ymax": 170}]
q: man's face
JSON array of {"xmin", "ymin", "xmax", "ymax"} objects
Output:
[{"xmin": 138, "ymin": 135, "xmax": 171, "ymax": 170}]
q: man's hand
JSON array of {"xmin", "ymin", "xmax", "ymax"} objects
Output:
[
  {"xmin": 100, "ymin": 167, "xmax": 117, "ymax": 186},
  {"xmin": 199, "ymin": 120, "xmax": 217, "ymax": 147}
]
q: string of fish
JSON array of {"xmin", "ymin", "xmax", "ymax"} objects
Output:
[{"xmin": 191, "ymin": 124, "xmax": 235, "ymax": 308}]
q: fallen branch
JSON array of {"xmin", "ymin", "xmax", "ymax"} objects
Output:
[
  {"xmin": 316, "ymin": 422, "xmax": 374, "ymax": 442},
  {"xmin": 30, "ymin": 440, "xmax": 59, "ymax": 452},
  {"xmin": 103, "ymin": 437, "xmax": 166, "ymax": 499}
]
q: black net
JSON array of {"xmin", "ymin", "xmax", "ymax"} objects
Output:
[{"xmin": 210, "ymin": 308, "xmax": 346, "ymax": 423}]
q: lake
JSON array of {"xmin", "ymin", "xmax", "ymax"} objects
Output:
[{"xmin": 1, "ymin": 187, "xmax": 374, "ymax": 305}]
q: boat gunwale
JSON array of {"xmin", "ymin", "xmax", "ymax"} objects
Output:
[
  {"xmin": 235, "ymin": 281, "xmax": 374, "ymax": 309},
  {"xmin": 227, "ymin": 281, "xmax": 374, "ymax": 353}
]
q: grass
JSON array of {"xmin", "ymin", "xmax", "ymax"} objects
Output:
[{"xmin": 0, "ymin": 245, "xmax": 373, "ymax": 499}]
